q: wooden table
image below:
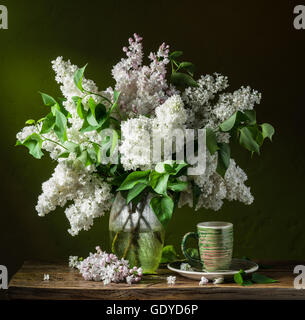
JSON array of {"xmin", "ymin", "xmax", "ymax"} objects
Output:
[{"xmin": 6, "ymin": 261, "xmax": 305, "ymax": 300}]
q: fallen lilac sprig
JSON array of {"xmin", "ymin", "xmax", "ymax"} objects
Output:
[
  {"xmin": 70, "ymin": 246, "xmax": 142, "ymax": 285},
  {"xmin": 213, "ymin": 277, "xmax": 224, "ymax": 284}
]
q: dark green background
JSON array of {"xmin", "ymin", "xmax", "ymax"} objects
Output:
[{"xmin": 1, "ymin": 0, "xmax": 305, "ymax": 280}]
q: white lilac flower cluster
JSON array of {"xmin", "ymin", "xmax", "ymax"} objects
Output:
[
  {"xmin": 167, "ymin": 276, "xmax": 176, "ymax": 285},
  {"xmin": 119, "ymin": 94, "xmax": 187, "ymax": 170},
  {"xmin": 75, "ymin": 247, "xmax": 142, "ymax": 285},
  {"xmin": 180, "ymin": 263, "xmax": 193, "ymax": 271},
  {"xmin": 16, "ymin": 33, "xmax": 260, "ymax": 235},
  {"xmin": 43, "ymin": 274, "xmax": 50, "ymax": 281},
  {"xmin": 112, "ymin": 34, "xmax": 176, "ymax": 118},
  {"xmin": 183, "ymin": 74, "xmax": 261, "ymax": 130},
  {"xmin": 199, "ymin": 276, "xmax": 209, "ymax": 285},
  {"xmin": 192, "ymin": 157, "xmax": 254, "ymax": 211},
  {"xmin": 35, "ymin": 161, "xmax": 112, "ymax": 236},
  {"xmin": 69, "ymin": 256, "xmax": 80, "ymax": 268}
]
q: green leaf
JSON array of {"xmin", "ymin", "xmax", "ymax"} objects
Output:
[
  {"xmin": 76, "ymin": 149, "xmax": 94, "ymax": 166},
  {"xmin": 157, "ymin": 161, "xmax": 188, "ymax": 176},
  {"xmin": 261, "ymin": 123, "xmax": 275, "ymax": 142},
  {"xmin": 172, "ymin": 162, "xmax": 188, "ymax": 175},
  {"xmin": 72, "ymin": 96, "xmax": 81, "ymax": 105},
  {"xmin": 149, "ymin": 172, "xmax": 169, "ymax": 195},
  {"xmin": 77, "ymin": 150, "xmax": 88, "ymax": 165},
  {"xmin": 87, "ymin": 110, "xmax": 99, "ymax": 127},
  {"xmin": 57, "ymin": 151, "xmax": 70, "ymax": 159},
  {"xmin": 54, "ymin": 109, "xmax": 67, "ymax": 143},
  {"xmin": 87, "ymin": 98, "xmax": 107, "ymax": 126},
  {"xmin": 216, "ymin": 143, "xmax": 231, "ymax": 178},
  {"xmin": 169, "ymin": 51, "xmax": 183, "ymax": 59},
  {"xmin": 150, "ymin": 195, "xmax": 174, "ymax": 228},
  {"xmin": 113, "ymin": 90, "xmax": 120, "ymax": 103},
  {"xmin": 179, "ymin": 62, "xmax": 195, "ymax": 76},
  {"xmin": 80, "ymin": 117, "xmax": 100, "ymax": 133},
  {"xmin": 25, "ymin": 119, "xmax": 35, "ymax": 125},
  {"xmin": 51, "ymin": 103, "xmax": 60, "ymax": 116},
  {"xmin": 39, "ymin": 92, "xmax": 57, "ymax": 107},
  {"xmin": 167, "ymin": 181, "xmax": 188, "ymax": 192},
  {"xmin": 239, "ymin": 127, "xmax": 260, "ymax": 154},
  {"xmin": 92, "ymin": 143, "xmax": 101, "ymax": 164},
  {"xmin": 110, "ymin": 129, "xmax": 119, "ymax": 156},
  {"xmin": 243, "ymin": 110, "xmax": 256, "ymax": 125},
  {"xmin": 126, "ymin": 183, "xmax": 147, "ymax": 204},
  {"xmin": 219, "ymin": 112, "xmax": 238, "ymax": 132},
  {"xmin": 40, "ymin": 112, "xmax": 56, "ymax": 134},
  {"xmin": 74, "ymin": 64, "xmax": 88, "ymax": 92},
  {"xmin": 155, "ymin": 161, "xmax": 174, "ymax": 174},
  {"xmin": 17, "ymin": 133, "xmax": 44, "ymax": 159},
  {"xmin": 87, "ymin": 147, "xmax": 98, "ymax": 163},
  {"xmin": 57, "ymin": 97, "xmax": 69, "ymax": 117},
  {"xmin": 234, "ymin": 269, "xmax": 246, "ymax": 285},
  {"xmin": 77, "ymin": 99, "xmax": 86, "ymax": 119},
  {"xmin": 206, "ymin": 128, "xmax": 219, "ymax": 155},
  {"xmin": 164, "ymin": 164, "xmax": 176, "ymax": 174},
  {"xmin": 87, "ymin": 98, "xmax": 98, "ymax": 125},
  {"xmin": 252, "ymin": 273, "xmax": 278, "ymax": 284},
  {"xmin": 160, "ymin": 245, "xmax": 180, "ymax": 264},
  {"xmin": 117, "ymin": 170, "xmax": 151, "ymax": 191},
  {"xmin": 109, "ymin": 164, "xmax": 118, "ymax": 176},
  {"xmin": 256, "ymin": 129, "xmax": 264, "ymax": 146},
  {"xmin": 242, "ymin": 279, "xmax": 254, "ymax": 286},
  {"xmin": 220, "ymin": 110, "xmax": 257, "ymax": 133},
  {"xmin": 64, "ymin": 141, "xmax": 81, "ymax": 156},
  {"xmin": 108, "ymin": 90, "xmax": 120, "ymax": 115},
  {"xmin": 37, "ymin": 117, "xmax": 46, "ymax": 123},
  {"xmin": 170, "ymin": 72, "xmax": 198, "ymax": 87},
  {"xmin": 149, "ymin": 171, "xmax": 162, "ymax": 189}
]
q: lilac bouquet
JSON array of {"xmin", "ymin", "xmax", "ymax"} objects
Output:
[{"xmin": 16, "ymin": 34, "xmax": 274, "ymax": 236}]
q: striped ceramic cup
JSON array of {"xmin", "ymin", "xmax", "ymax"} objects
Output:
[{"xmin": 181, "ymin": 221, "xmax": 233, "ymax": 272}]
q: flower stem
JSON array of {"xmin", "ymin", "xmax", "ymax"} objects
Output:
[
  {"xmin": 84, "ymin": 90, "xmax": 112, "ymax": 104},
  {"xmin": 111, "ymin": 231, "xmax": 120, "ymax": 254},
  {"xmin": 122, "ymin": 236, "xmax": 132, "ymax": 259},
  {"xmin": 41, "ymin": 136, "xmax": 68, "ymax": 150}
]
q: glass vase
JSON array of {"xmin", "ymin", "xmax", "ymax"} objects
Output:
[{"xmin": 109, "ymin": 192, "xmax": 165, "ymax": 273}]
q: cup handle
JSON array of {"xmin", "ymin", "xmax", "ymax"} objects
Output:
[{"xmin": 181, "ymin": 232, "xmax": 201, "ymax": 266}]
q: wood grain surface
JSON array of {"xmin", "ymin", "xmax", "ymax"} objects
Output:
[{"xmin": 6, "ymin": 261, "xmax": 305, "ymax": 300}]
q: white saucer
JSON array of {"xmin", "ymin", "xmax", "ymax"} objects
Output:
[{"xmin": 167, "ymin": 259, "xmax": 259, "ymax": 280}]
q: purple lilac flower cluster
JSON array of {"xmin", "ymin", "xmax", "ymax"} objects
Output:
[{"xmin": 77, "ymin": 246, "xmax": 142, "ymax": 285}]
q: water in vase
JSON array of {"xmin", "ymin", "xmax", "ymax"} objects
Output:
[{"xmin": 110, "ymin": 229, "xmax": 165, "ymax": 273}]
